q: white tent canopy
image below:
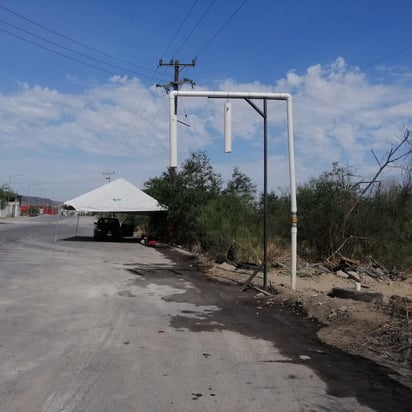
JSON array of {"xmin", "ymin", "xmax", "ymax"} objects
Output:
[{"xmin": 63, "ymin": 178, "xmax": 167, "ymax": 213}]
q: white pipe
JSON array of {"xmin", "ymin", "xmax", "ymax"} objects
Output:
[
  {"xmin": 168, "ymin": 90, "xmax": 298, "ymax": 290},
  {"xmin": 286, "ymin": 96, "xmax": 297, "ymax": 291},
  {"xmin": 287, "ymin": 97, "xmax": 297, "ymax": 214},
  {"xmin": 224, "ymin": 102, "xmax": 232, "ymax": 153},
  {"xmin": 172, "ymin": 90, "xmax": 291, "ymax": 101},
  {"xmin": 169, "ymin": 93, "xmax": 178, "ymax": 168},
  {"xmin": 291, "ymin": 226, "xmax": 297, "ymax": 290}
]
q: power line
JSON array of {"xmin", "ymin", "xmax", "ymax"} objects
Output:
[
  {"xmin": 160, "ymin": 0, "xmax": 200, "ymax": 61},
  {"xmin": 0, "ymin": 2, "xmax": 167, "ymax": 175},
  {"xmin": 193, "ymin": 0, "xmax": 248, "ymax": 60},
  {"xmin": 177, "ymin": 0, "xmax": 248, "ymax": 78},
  {"xmin": 172, "ymin": 0, "xmax": 217, "ymax": 58},
  {"xmin": 0, "ymin": 18, "xmax": 162, "ymax": 81},
  {"xmin": 101, "ymin": 1, "xmax": 203, "ymax": 176},
  {"xmin": 103, "ymin": 0, "xmax": 203, "ymax": 172},
  {"xmin": 0, "ymin": 27, "xmax": 118, "ymax": 76},
  {"xmin": 362, "ymin": 44, "xmax": 412, "ymax": 70},
  {"xmin": 0, "ymin": 2, "xmax": 156, "ymax": 74}
]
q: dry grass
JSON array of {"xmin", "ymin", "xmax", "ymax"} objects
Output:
[{"xmin": 234, "ymin": 238, "xmax": 289, "ymax": 264}]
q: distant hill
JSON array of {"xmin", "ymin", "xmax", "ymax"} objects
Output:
[{"xmin": 20, "ymin": 196, "xmax": 61, "ymax": 206}]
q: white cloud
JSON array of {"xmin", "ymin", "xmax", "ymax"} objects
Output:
[
  {"xmin": 0, "ymin": 58, "xmax": 411, "ymax": 199},
  {"xmin": 271, "ymin": 58, "xmax": 411, "ymax": 179}
]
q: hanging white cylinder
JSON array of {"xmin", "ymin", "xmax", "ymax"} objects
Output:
[
  {"xmin": 224, "ymin": 102, "xmax": 232, "ymax": 153},
  {"xmin": 169, "ymin": 94, "xmax": 178, "ymax": 168}
]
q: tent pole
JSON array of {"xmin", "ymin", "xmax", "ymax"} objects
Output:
[
  {"xmin": 75, "ymin": 214, "xmax": 80, "ymax": 237},
  {"xmin": 54, "ymin": 208, "xmax": 59, "ymax": 242}
]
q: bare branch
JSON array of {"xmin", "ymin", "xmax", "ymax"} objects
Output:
[
  {"xmin": 351, "ymin": 180, "xmax": 382, "ymax": 190},
  {"xmin": 371, "ymin": 149, "xmax": 382, "ymax": 167},
  {"xmin": 329, "ymin": 235, "xmax": 372, "ymax": 260},
  {"xmin": 389, "ymin": 150, "xmax": 411, "ymax": 164},
  {"xmin": 343, "ymin": 128, "xmax": 410, "ymax": 229}
]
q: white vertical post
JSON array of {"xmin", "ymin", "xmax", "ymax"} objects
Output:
[
  {"xmin": 286, "ymin": 96, "xmax": 297, "ymax": 291},
  {"xmin": 75, "ymin": 214, "xmax": 80, "ymax": 236},
  {"xmin": 169, "ymin": 91, "xmax": 298, "ymax": 290},
  {"xmin": 224, "ymin": 102, "xmax": 232, "ymax": 153},
  {"xmin": 169, "ymin": 93, "xmax": 178, "ymax": 168},
  {"xmin": 54, "ymin": 210, "xmax": 59, "ymax": 242}
]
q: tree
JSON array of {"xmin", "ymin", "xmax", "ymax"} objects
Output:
[
  {"xmin": 224, "ymin": 167, "xmax": 256, "ymax": 203},
  {"xmin": 197, "ymin": 167, "xmax": 259, "ymax": 256},
  {"xmin": 343, "ymin": 128, "xmax": 411, "ymax": 231},
  {"xmin": 0, "ymin": 185, "xmax": 15, "ymax": 210},
  {"xmin": 142, "ymin": 141, "xmax": 412, "ymax": 270},
  {"xmin": 180, "ymin": 151, "xmax": 222, "ymax": 194},
  {"xmin": 355, "ymin": 182, "xmax": 412, "ymax": 269},
  {"xmin": 144, "ymin": 151, "xmax": 222, "ymax": 247},
  {"xmin": 297, "ymin": 162, "xmax": 358, "ymax": 259},
  {"xmin": 263, "ymin": 191, "xmax": 290, "ymax": 241}
]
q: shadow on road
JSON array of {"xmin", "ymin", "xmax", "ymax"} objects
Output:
[{"xmin": 61, "ymin": 236, "xmax": 139, "ymax": 243}]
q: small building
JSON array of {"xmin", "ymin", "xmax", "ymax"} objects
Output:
[{"xmin": 0, "ymin": 196, "xmax": 22, "ymax": 218}]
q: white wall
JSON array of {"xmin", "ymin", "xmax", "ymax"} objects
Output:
[{"xmin": 0, "ymin": 202, "xmax": 21, "ymax": 218}]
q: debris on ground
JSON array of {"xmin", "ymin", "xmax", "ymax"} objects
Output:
[{"xmin": 203, "ymin": 252, "xmax": 412, "ymax": 387}]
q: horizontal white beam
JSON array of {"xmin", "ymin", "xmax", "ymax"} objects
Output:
[{"xmin": 171, "ymin": 90, "xmax": 291, "ymax": 101}]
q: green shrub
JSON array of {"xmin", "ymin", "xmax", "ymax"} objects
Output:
[{"xmin": 144, "ymin": 154, "xmax": 411, "ymax": 271}]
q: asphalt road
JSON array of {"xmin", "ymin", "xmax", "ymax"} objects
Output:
[{"xmin": 0, "ymin": 215, "xmax": 411, "ymax": 412}]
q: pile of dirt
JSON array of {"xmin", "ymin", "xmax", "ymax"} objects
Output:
[{"xmin": 202, "ymin": 254, "xmax": 412, "ymax": 388}]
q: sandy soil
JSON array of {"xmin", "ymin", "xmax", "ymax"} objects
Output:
[{"xmin": 201, "ymin": 256, "xmax": 412, "ymax": 388}]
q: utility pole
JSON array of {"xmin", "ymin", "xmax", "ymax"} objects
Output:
[
  {"xmin": 157, "ymin": 59, "xmax": 196, "ymax": 176},
  {"xmin": 103, "ymin": 171, "xmax": 115, "ymax": 183},
  {"xmin": 157, "ymin": 59, "xmax": 196, "ymax": 116}
]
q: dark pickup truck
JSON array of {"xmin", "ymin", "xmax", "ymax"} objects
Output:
[{"xmin": 93, "ymin": 217, "xmax": 134, "ymax": 240}]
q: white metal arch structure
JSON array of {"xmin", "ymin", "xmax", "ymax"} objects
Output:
[{"xmin": 169, "ymin": 90, "xmax": 297, "ymax": 291}]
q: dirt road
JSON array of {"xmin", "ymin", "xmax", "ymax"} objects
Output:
[{"xmin": 0, "ymin": 215, "xmax": 411, "ymax": 411}]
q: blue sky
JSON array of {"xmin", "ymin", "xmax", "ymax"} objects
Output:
[{"xmin": 0, "ymin": 0, "xmax": 411, "ymax": 200}]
